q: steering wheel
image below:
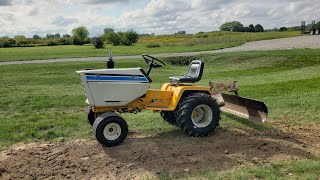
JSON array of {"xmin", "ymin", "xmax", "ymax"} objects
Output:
[
  {"xmin": 142, "ymin": 54, "xmax": 165, "ymax": 68},
  {"xmin": 142, "ymin": 54, "xmax": 165, "ymax": 76}
]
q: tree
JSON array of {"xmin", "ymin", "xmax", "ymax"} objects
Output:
[
  {"xmin": 104, "ymin": 28, "xmax": 114, "ymax": 33},
  {"xmin": 279, "ymin": 27, "xmax": 287, "ymax": 32},
  {"xmin": 121, "ymin": 30, "xmax": 139, "ymax": 45},
  {"xmin": 54, "ymin": 33, "xmax": 61, "ymax": 38},
  {"xmin": 33, "ymin": 35, "xmax": 41, "ymax": 40},
  {"xmin": 254, "ymin": 24, "xmax": 264, "ymax": 32},
  {"xmin": 105, "ymin": 32, "xmax": 121, "ymax": 46},
  {"xmin": 243, "ymin": 26, "xmax": 250, "ymax": 32},
  {"xmin": 248, "ymin": 24, "xmax": 255, "ymax": 32},
  {"xmin": 14, "ymin": 35, "xmax": 29, "ymax": 46},
  {"xmin": 219, "ymin": 21, "xmax": 244, "ymax": 32},
  {"xmin": 63, "ymin": 34, "xmax": 71, "ymax": 38},
  {"xmin": 105, "ymin": 30, "xmax": 139, "ymax": 46},
  {"xmin": 46, "ymin": 34, "xmax": 55, "ymax": 39},
  {"xmin": 72, "ymin": 26, "xmax": 89, "ymax": 45},
  {"xmin": 0, "ymin": 36, "xmax": 15, "ymax": 48},
  {"xmin": 91, "ymin": 36, "xmax": 105, "ymax": 49}
]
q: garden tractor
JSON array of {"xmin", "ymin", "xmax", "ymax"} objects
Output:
[{"xmin": 77, "ymin": 54, "xmax": 268, "ymax": 147}]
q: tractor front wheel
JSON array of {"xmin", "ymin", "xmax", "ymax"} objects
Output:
[
  {"xmin": 176, "ymin": 93, "xmax": 220, "ymax": 137},
  {"xmin": 93, "ymin": 112, "xmax": 128, "ymax": 147}
]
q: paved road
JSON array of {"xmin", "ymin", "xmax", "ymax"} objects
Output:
[{"xmin": 1, "ymin": 35, "xmax": 320, "ymax": 66}]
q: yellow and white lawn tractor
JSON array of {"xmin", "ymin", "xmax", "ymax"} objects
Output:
[{"xmin": 77, "ymin": 54, "xmax": 268, "ymax": 147}]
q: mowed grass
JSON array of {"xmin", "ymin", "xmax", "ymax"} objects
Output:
[
  {"xmin": 0, "ymin": 48, "xmax": 319, "ymax": 147},
  {"xmin": 1, "ymin": 49, "xmax": 320, "ymax": 179},
  {"xmin": 0, "ymin": 49, "xmax": 320, "ymax": 147},
  {"xmin": 0, "ymin": 31, "xmax": 300, "ymax": 62},
  {"xmin": 158, "ymin": 158, "xmax": 320, "ymax": 180}
]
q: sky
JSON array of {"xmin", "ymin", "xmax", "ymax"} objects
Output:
[{"xmin": 0, "ymin": 0, "xmax": 319, "ymax": 37}]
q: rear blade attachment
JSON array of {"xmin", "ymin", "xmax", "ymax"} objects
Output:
[{"xmin": 215, "ymin": 93, "xmax": 268, "ymax": 123}]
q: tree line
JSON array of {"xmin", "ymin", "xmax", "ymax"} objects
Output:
[
  {"xmin": 0, "ymin": 26, "xmax": 139, "ymax": 49},
  {"xmin": 220, "ymin": 21, "xmax": 264, "ymax": 32},
  {"xmin": 91, "ymin": 28, "xmax": 139, "ymax": 49},
  {"xmin": 219, "ymin": 21, "xmax": 298, "ymax": 32}
]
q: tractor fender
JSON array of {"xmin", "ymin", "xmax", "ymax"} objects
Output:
[{"xmin": 161, "ymin": 83, "xmax": 213, "ymax": 111}]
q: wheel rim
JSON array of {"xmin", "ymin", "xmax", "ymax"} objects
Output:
[
  {"xmin": 316, "ymin": 29, "xmax": 319, "ymax": 35},
  {"xmin": 310, "ymin": 30, "xmax": 314, "ymax": 35},
  {"xmin": 191, "ymin": 104, "xmax": 212, "ymax": 128},
  {"xmin": 103, "ymin": 123, "xmax": 121, "ymax": 140}
]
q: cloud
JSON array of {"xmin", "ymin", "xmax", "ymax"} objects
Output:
[
  {"xmin": 51, "ymin": 16, "xmax": 78, "ymax": 26},
  {"xmin": 71, "ymin": 0, "xmax": 130, "ymax": 5},
  {"xmin": 0, "ymin": 0, "xmax": 11, "ymax": 6},
  {"xmin": 28, "ymin": 7, "xmax": 39, "ymax": 16},
  {"xmin": 1, "ymin": 0, "xmax": 320, "ymax": 37},
  {"xmin": 114, "ymin": 0, "xmax": 320, "ymax": 34}
]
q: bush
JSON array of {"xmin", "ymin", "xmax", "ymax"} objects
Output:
[
  {"xmin": 105, "ymin": 30, "xmax": 139, "ymax": 46},
  {"xmin": 59, "ymin": 37, "xmax": 73, "ymax": 45},
  {"xmin": 146, "ymin": 43, "xmax": 160, "ymax": 48},
  {"xmin": 14, "ymin": 35, "xmax": 31, "ymax": 46},
  {"xmin": 91, "ymin": 36, "xmax": 105, "ymax": 49},
  {"xmin": 73, "ymin": 36, "xmax": 84, "ymax": 45},
  {"xmin": 121, "ymin": 30, "xmax": 139, "ymax": 46},
  {"xmin": 0, "ymin": 36, "xmax": 15, "ymax": 48},
  {"xmin": 195, "ymin": 33, "xmax": 209, "ymax": 38},
  {"xmin": 46, "ymin": 39, "xmax": 58, "ymax": 46},
  {"xmin": 279, "ymin": 27, "xmax": 287, "ymax": 32},
  {"xmin": 161, "ymin": 56, "xmax": 198, "ymax": 66},
  {"xmin": 105, "ymin": 32, "xmax": 121, "ymax": 46}
]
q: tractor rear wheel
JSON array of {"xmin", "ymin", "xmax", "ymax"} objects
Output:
[
  {"xmin": 160, "ymin": 111, "xmax": 177, "ymax": 125},
  {"xmin": 176, "ymin": 93, "xmax": 220, "ymax": 137},
  {"xmin": 93, "ymin": 112, "xmax": 128, "ymax": 147}
]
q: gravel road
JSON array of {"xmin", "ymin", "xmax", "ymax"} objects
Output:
[{"xmin": 1, "ymin": 35, "xmax": 320, "ymax": 65}]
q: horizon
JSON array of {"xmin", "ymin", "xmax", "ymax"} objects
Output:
[{"xmin": 1, "ymin": 0, "xmax": 319, "ymax": 37}]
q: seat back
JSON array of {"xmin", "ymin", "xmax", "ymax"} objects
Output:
[
  {"xmin": 185, "ymin": 60, "xmax": 204, "ymax": 80},
  {"xmin": 169, "ymin": 60, "xmax": 204, "ymax": 83}
]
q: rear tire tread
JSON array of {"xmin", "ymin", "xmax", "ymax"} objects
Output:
[{"xmin": 176, "ymin": 93, "xmax": 220, "ymax": 137}]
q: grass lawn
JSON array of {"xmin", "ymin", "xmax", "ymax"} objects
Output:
[
  {"xmin": 159, "ymin": 158, "xmax": 320, "ymax": 179},
  {"xmin": 0, "ymin": 48, "xmax": 319, "ymax": 178},
  {"xmin": 0, "ymin": 31, "xmax": 300, "ymax": 62}
]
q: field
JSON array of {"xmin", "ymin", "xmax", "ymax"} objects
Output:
[
  {"xmin": 0, "ymin": 31, "xmax": 300, "ymax": 62},
  {"xmin": 0, "ymin": 49, "xmax": 319, "ymax": 179}
]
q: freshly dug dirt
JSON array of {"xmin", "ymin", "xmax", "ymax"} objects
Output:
[{"xmin": 0, "ymin": 123, "xmax": 319, "ymax": 179}]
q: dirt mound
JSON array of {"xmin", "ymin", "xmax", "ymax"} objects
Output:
[{"xmin": 1, "ymin": 123, "xmax": 319, "ymax": 179}]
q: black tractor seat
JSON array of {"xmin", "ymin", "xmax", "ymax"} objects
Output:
[{"xmin": 169, "ymin": 60, "xmax": 204, "ymax": 83}]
